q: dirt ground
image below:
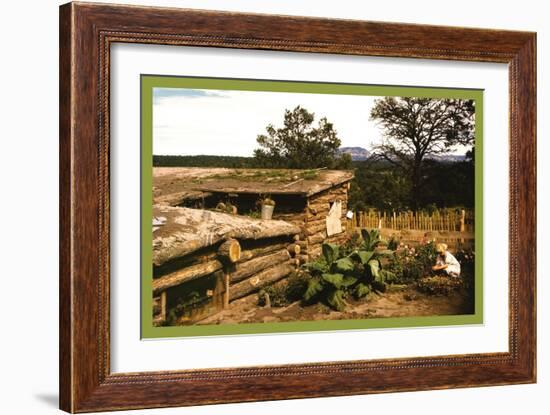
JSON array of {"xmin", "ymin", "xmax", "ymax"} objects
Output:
[
  {"xmin": 194, "ymin": 230, "xmax": 475, "ymax": 327},
  {"xmin": 198, "ymin": 285, "xmax": 474, "ymax": 326}
]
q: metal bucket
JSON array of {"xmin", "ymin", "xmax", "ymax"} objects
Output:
[{"xmin": 261, "ymin": 204, "xmax": 275, "ymax": 220}]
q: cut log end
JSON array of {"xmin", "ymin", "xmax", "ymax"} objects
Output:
[
  {"xmin": 287, "ymin": 243, "xmax": 301, "ymax": 256},
  {"xmin": 218, "ymin": 238, "xmax": 241, "ymax": 263}
]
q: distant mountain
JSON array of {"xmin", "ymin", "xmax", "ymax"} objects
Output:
[{"xmin": 338, "ymin": 146, "xmax": 370, "ymax": 161}]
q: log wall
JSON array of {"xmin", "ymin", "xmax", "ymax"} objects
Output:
[
  {"xmin": 151, "ymin": 181, "xmax": 352, "ymax": 325},
  {"xmin": 152, "ymin": 233, "xmax": 300, "ymax": 326},
  {"xmin": 304, "ymin": 183, "xmax": 350, "ymax": 260}
]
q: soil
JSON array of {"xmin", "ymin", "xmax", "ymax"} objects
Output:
[
  {"xmin": 153, "ymin": 167, "xmax": 354, "ymax": 199},
  {"xmin": 198, "ymin": 285, "xmax": 474, "ymax": 326}
]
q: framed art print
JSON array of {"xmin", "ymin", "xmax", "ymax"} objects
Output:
[
  {"xmin": 140, "ymin": 75, "xmax": 483, "ymax": 339},
  {"xmin": 59, "ymin": 2, "xmax": 536, "ymax": 412}
]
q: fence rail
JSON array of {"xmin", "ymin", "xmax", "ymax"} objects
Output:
[{"xmin": 350, "ymin": 209, "xmax": 474, "ymax": 233}]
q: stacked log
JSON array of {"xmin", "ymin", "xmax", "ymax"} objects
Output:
[
  {"xmin": 150, "ymin": 175, "xmax": 353, "ymax": 324},
  {"xmin": 230, "ymin": 261, "xmax": 295, "ymax": 301},
  {"xmin": 226, "ymin": 237, "xmax": 298, "ymax": 301},
  {"xmin": 231, "ymin": 249, "xmax": 290, "ymax": 283},
  {"xmin": 152, "ymin": 259, "xmax": 223, "ymax": 296},
  {"xmin": 272, "ymin": 211, "xmax": 307, "ymax": 236},
  {"xmin": 304, "ymin": 183, "xmax": 349, "ymax": 261},
  {"xmin": 237, "ymin": 242, "xmax": 289, "ymax": 263},
  {"xmin": 151, "ymin": 207, "xmax": 301, "ymax": 325}
]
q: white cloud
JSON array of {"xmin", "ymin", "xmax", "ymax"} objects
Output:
[
  {"xmin": 152, "ymin": 89, "xmax": 383, "ymax": 156},
  {"xmin": 152, "ymin": 89, "xmax": 471, "ymax": 157}
]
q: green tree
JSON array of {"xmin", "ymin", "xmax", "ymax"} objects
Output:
[
  {"xmin": 254, "ymin": 106, "xmax": 345, "ymax": 169},
  {"xmin": 349, "ymin": 160, "xmax": 411, "ymax": 211},
  {"xmin": 370, "ymin": 97, "xmax": 475, "ymax": 210}
]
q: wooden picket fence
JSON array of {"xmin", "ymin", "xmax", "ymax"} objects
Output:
[{"xmin": 350, "ymin": 209, "xmax": 474, "ymax": 233}]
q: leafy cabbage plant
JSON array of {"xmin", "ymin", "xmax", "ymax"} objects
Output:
[{"xmin": 303, "ymin": 239, "xmax": 396, "ymax": 311}]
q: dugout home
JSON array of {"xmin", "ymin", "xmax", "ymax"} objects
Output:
[{"xmin": 151, "ymin": 167, "xmax": 354, "ymax": 324}]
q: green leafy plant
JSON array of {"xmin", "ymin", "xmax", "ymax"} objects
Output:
[
  {"xmin": 245, "ymin": 210, "xmax": 261, "ymax": 219},
  {"xmin": 303, "ymin": 244, "xmax": 357, "ymax": 311},
  {"xmin": 339, "ymin": 231, "xmax": 362, "ymax": 256},
  {"xmin": 349, "ymin": 249, "xmax": 395, "ymax": 293},
  {"xmin": 360, "ymin": 228, "xmax": 382, "ymax": 251},
  {"xmin": 302, "ymin": 242, "xmax": 396, "ymax": 310}
]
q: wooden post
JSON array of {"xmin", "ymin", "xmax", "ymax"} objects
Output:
[
  {"xmin": 460, "ymin": 209, "xmax": 466, "ymax": 243},
  {"xmin": 217, "ymin": 239, "xmax": 241, "ymax": 309},
  {"xmin": 223, "ymin": 264, "xmax": 235, "ymax": 309},
  {"xmin": 223, "ymin": 273, "xmax": 230, "ymax": 308},
  {"xmin": 160, "ymin": 291, "xmax": 167, "ymax": 322}
]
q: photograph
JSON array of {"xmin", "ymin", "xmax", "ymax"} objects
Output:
[{"xmin": 142, "ymin": 76, "xmax": 482, "ymax": 337}]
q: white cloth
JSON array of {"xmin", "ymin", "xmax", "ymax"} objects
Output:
[
  {"xmin": 325, "ymin": 201, "xmax": 343, "ymax": 236},
  {"xmin": 436, "ymin": 251, "xmax": 461, "ymax": 277}
]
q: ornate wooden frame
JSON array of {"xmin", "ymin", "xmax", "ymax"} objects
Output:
[{"xmin": 59, "ymin": 2, "xmax": 536, "ymax": 412}]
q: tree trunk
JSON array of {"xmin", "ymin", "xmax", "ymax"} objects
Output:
[{"xmin": 411, "ymin": 157, "xmax": 423, "ymax": 212}]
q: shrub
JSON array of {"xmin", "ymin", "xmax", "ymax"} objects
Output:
[
  {"xmin": 387, "ymin": 241, "xmax": 437, "ymax": 283},
  {"xmin": 258, "ymin": 283, "xmax": 288, "ymax": 307},
  {"xmin": 453, "ymin": 247, "xmax": 476, "ymax": 296},
  {"xmin": 387, "ymin": 235, "xmax": 400, "ymax": 251},
  {"xmin": 285, "ymin": 271, "xmax": 310, "ymax": 302},
  {"xmin": 416, "ymin": 275, "xmax": 463, "ymax": 296},
  {"xmin": 258, "ymin": 270, "xmax": 310, "ymax": 307}
]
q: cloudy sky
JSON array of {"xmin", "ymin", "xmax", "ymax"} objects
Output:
[
  {"xmin": 152, "ymin": 88, "xmax": 468, "ymax": 157},
  {"xmin": 153, "ymin": 88, "xmax": 385, "ymax": 157}
]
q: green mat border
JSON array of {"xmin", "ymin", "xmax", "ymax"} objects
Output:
[{"xmin": 140, "ymin": 75, "xmax": 484, "ymax": 339}]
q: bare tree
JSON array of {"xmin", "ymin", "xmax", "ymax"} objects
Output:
[{"xmin": 370, "ymin": 97, "xmax": 475, "ymax": 210}]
